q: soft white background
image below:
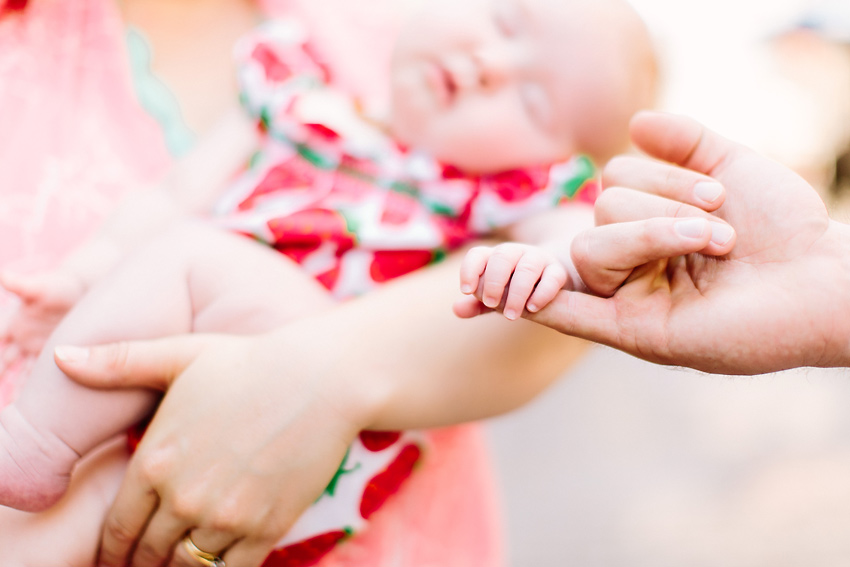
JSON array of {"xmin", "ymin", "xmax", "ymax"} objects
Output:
[{"xmin": 486, "ymin": 1, "xmax": 850, "ymax": 565}]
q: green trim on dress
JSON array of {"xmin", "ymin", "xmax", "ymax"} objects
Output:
[{"xmin": 125, "ymin": 26, "xmax": 196, "ymax": 157}]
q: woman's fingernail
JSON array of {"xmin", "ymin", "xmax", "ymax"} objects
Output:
[
  {"xmin": 674, "ymin": 218, "xmax": 709, "ymax": 239},
  {"xmin": 710, "ymin": 222, "xmax": 735, "ymax": 245},
  {"xmin": 504, "ymin": 308, "xmax": 517, "ymax": 320},
  {"xmin": 694, "ymin": 181, "xmax": 723, "ymax": 204},
  {"xmin": 461, "ymin": 284, "xmax": 473, "ymax": 294},
  {"xmin": 527, "ymin": 303, "xmax": 538, "ymax": 313},
  {"xmin": 54, "ymin": 345, "xmax": 89, "ymax": 364}
]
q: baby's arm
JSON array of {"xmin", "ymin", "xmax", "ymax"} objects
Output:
[{"xmin": 0, "ymin": 107, "xmax": 256, "ymax": 356}]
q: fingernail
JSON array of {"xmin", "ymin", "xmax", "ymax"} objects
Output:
[
  {"xmin": 527, "ymin": 303, "xmax": 538, "ymax": 313},
  {"xmin": 674, "ymin": 218, "xmax": 709, "ymax": 239},
  {"xmin": 709, "ymin": 222, "xmax": 734, "ymax": 246},
  {"xmin": 504, "ymin": 308, "xmax": 517, "ymax": 320},
  {"xmin": 461, "ymin": 284, "xmax": 473, "ymax": 294},
  {"xmin": 483, "ymin": 296, "xmax": 498, "ymax": 308},
  {"xmin": 694, "ymin": 181, "xmax": 723, "ymax": 204},
  {"xmin": 54, "ymin": 345, "xmax": 89, "ymax": 364}
]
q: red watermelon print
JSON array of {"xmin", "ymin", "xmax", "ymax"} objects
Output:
[
  {"xmin": 369, "ymin": 250, "xmax": 433, "ymax": 283},
  {"xmin": 268, "ymin": 208, "xmax": 356, "ymax": 257},
  {"xmin": 360, "ymin": 443, "xmax": 422, "ymax": 519},
  {"xmin": 239, "ymin": 160, "xmax": 319, "ymax": 211},
  {"xmin": 358, "ymin": 430, "xmax": 402, "ymax": 452},
  {"xmin": 251, "ymin": 43, "xmax": 293, "ymax": 82},
  {"xmin": 483, "ymin": 167, "xmax": 550, "ymax": 202},
  {"xmin": 262, "ymin": 529, "xmax": 352, "ymax": 567}
]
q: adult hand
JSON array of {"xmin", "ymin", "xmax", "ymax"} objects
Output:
[
  {"xmin": 55, "ymin": 328, "xmax": 367, "ymax": 567},
  {"xmin": 527, "ymin": 111, "xmax": 850, "ymax": 375}
]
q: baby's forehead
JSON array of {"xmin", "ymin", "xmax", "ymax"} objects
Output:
[{"xmin": 526, "ymin": 0, "xmax": 640, "ymax": 48}]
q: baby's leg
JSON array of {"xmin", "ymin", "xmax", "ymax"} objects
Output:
[
  {"xmin": 0, "ymin": 221, "xmax": 333, "ymax": 511},
  {"xmin": 1, "ymin": 438, "xmax": 127, "ymax": 567}
]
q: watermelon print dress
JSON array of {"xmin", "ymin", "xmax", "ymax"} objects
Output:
[{"xmin": 202, "ymin": 18, "xmax": 600, "ymax": 567}]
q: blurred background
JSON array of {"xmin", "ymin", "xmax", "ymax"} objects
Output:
[{"xmin": 484, "ymin": 0, "xmax": 850, "ymax": 565}]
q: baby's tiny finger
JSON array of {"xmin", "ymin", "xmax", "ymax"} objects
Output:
[
  {"xmin": 527, "ymin": 264, "xmax": 568, "ymax": 313},
  {"xmin": 603, "ymin": 155, "xmax": 725, "ymax": 211},
  {"xmin": 459, "ymin": 247, "xmax": 491, "ymax": 294},
  {"xmin": 501, "ymin": 256, "xmax": 544, "ymax": 320},
  {"xmin": 480, "ymin": 248, "xmax": 523, "ymax": 309},
  {"xmin": 453, "ymin": 296, "xmax": 494, "ymax": 319}
]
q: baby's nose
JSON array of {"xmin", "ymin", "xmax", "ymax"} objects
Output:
[{"xmin": 475, "ymin": 47, "xmax": 515, "ymax": 90}]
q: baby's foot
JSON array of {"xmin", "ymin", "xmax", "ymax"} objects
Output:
[{"xmin": 0, "ymin": 405, "xmax": 80, "ymax": 512}]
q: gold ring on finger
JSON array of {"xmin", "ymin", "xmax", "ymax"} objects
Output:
[{"xmin": 181, "ymin": 534, "xmax": 226, "ymax": 567}]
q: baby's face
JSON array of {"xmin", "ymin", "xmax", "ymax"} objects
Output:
[{"xmin": 389, "ymin": 0, "xmax": 644, "ymax": 173}]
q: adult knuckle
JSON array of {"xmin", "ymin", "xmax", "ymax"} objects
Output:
[
  {"xmin": 135, "ymin": 449, "xmax": 174, "ymax": 486},
  {"xmin": 132, "ymin": 541, "xmax": 163, "ymax": 565},
  {"xmin": 209, "ymin": 509, "xmax": 243, "ymax": 533},
  {"xmin": 104, "ymin": 340, "xmax": 132, "ymax": 371},
  {"xmin": 169, "ymin": 492, "xmax": 203, "ymax": 521},
  {"xmin": 103, "ymin": 515, "xmax": 137, "ymax": 546},
  {"xmin": 601, "ymin": 157, "xmax": 623, "ymax": 187}
]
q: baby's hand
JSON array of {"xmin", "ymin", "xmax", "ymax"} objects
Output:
[
  {"xmin": 0, "ymin": 269, "xmax": 85, "ymax": 360},
  {"xmin": 456, "ymin": 243, "xmax": 567, "ymax": 321}
]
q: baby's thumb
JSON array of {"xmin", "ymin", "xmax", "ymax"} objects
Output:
[
  {"xmin": 54, "ymin": 334, "xmax": 212, "ymax": 391},
  {"xmin": 452, "ymin": 296, "xmax": 495, "ymax": 319}
]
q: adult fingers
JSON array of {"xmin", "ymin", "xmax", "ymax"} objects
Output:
[
  {"xmin": 168, "ymin": 528, "xmax": 235, "ymax": 567},
  {"xmin": 524, "ymin": 290, "xmax": 622, "ymax": 347},
  {"xmin": 129, "ymin": 509, "xmax": 190, "ymax": 567},
  {"xmin": 603, "ymin": 155, "xmax": 726, "ymax": 211},
  {"xmin": 97, "ymin": 466, "xmax": 160, "ymax": 567},
  {"xmin": 629, "ymin": 111, "xmax": 746, "ymax": 176},
  {"xmin": 216, "ymin": 537, "xmax": 279, "ymax": 567},
  {"xmin": 594, "ymin": 188, "xmax": 736, "ymax": 256},
  {"xmin": 571, "ymin": 217, "xmax": 730, "ymax": 297},
  {"xmin": 53, "ymin": 334, "xmax": 218, "ymax": 392}
]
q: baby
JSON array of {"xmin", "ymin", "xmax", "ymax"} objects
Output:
[{"xmin": 0, "ymin": 0, "xmax": 655, "ymax": 562}]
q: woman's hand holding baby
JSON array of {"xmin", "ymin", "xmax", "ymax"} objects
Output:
[{"xmin": 55, "ymin": 329, "xmax": 368, "ymax": 567}]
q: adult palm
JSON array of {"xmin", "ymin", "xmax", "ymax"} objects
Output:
[{"xmin": 530, "ymin": 111, "xmax": 850, "ymax": 375}]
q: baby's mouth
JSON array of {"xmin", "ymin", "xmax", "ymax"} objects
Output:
[
  {"xmin": 440, "ymin": 65, "xmax": 457, "ymax": 100},
  {"xmin": 423, "ymin": 59, "xmax": 456, "ymax": 107}
]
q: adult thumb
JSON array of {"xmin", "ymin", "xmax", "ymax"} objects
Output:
[{"xmin": 54, "ymin": 334, "xmax": 217, "ymax": 391}]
